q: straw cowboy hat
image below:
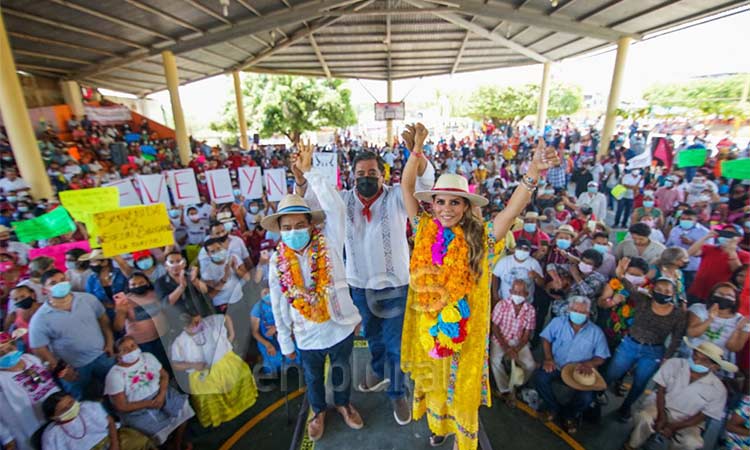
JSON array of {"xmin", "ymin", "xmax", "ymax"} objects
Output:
[
  {"xmin": 683, "ymin": 337, "xmax": 738, "ymax": 373},
  {"xmin": 260, "ymin": 194, "xmax": 326, "ymax": 233},
  {"xmin": 78, "ymin": 249, "xmax": 107, "ymax": 262},
  {"xmin": 414, "ymin": 174, "xmax": 488, "ymax": 207},
  {"xmin": 561, "ymin": 363, "xmax": 607, "ymax": 391},
  {"xmin": 522, "ymin": 211, "xmax": 547, "ymax": 221},
  {"xmin": 554, "ymin": 224, "xmax": 577, "ymax": 237}
]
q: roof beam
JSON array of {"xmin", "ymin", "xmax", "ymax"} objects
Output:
[
  {"xmin": 451, "ymin": 30, "xmax": 470, "ymax": 74},
  {"xmin": 16, "ymin": 64, "xmax": 70, "ymax": 74},
  {"xmin": 14, "ymin": 50, "xmax": 91, "ymax": 65},
  {"xmin": 48, "ymin": 0, "xmax": 174, "ymax": 41},
  {"xmin": 575, "ymin": 0, "xmax": 625, "ymax": 22},
  {"xmin": 8, "ymin": 32, "xmax": 118, "ymax": 57},
  {"xmin": 183, "ymin": 0, "xmax": 231, "ymax": 25},
  {"xmin": 309, "ymin": 34, "xmax": 332, "ymax": 78},
  {"xmin": 123, "ymin": 0, "xmax": 203, "ymax": 33}
]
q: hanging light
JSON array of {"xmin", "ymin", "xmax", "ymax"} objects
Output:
[
  {"xmin": 550, "ymin": 0, "xmax": 559, "ymax": 7},
  {"xmin": 219, "ymin": 0, "xmax": 230, "ymax": 17}
]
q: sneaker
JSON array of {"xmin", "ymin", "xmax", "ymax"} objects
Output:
[
  {"xmin": 357, "ymin": 369, "xmax": 390, "ymax": 393},
  {"xmin": 392, "ymin": 397, "xmax": 412, "ymax": 425},
  {"xmin": 336, "ymin": 404, "xmax": 364, "ymax": 430},
  {"xmin": 307, "ymin": 411, "xmax": 326, "ymax": 441}
]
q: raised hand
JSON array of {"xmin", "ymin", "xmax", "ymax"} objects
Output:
[
  {"xmin": 402, "ymin": 125, "xmax": 415, "ymax": 152},
  {"xmin": 532, "ymin": 140, "xmax": 560, "ymax": 171},
  {"xmin": 414, "ymin": 122, "xmax": 428, "ymax": 149},
  {"xmin": 295, "ymin": 139, "xmax": 314, "ymax": 174}
]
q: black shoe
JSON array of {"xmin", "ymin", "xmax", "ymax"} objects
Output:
[{"xmin": 617, "ymin": 406, "xmax": 631, "ymax": 423}]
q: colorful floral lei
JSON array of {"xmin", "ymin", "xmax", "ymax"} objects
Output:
[
  {"xmin": 411, "ymin": 217, "xmax": 474, "ymax": 359},
  {"xmin": 277, "ymin": 230, "xmax": 331, "ymax": 323}
]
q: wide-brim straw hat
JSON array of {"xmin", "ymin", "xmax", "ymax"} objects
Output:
[
  {"xmin": 522, "ymin": 211, "xmax": 547, "ymax": 221},
  {"xmin": 260, "ymin": 195, "xmax": 325, "ymax": 233},
  {"xmin": 78, "ymin": 249, "xmax": 107, "ymax": 261},
  {"xmin": 414, "ymin": 174, "xmax": 488, "ymax": 207},
  {"xmin": 683, "ymin": 337, "xmax": 738, "ymax": 373},
  {"xmin": 561, "ymin": 363, "xmax": 607, "ymax": 391},
  {"xmin": 554, "ymin": 224, "xmax": 577, "ymax": 237}
]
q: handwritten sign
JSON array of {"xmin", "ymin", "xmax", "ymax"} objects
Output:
[
  {"xmin": 238, "ymin": 166, "xmax": 262, "ymax": 200},
  {"xmin": 59, "ymin": 187, "xmax": 120, "ymax": 246},
  {"xmin": 206, "ymin": 169, "xmax": 234, "ymax": 204},
  {"xmin": 11, "ymin": 207, "xmax": 77, "ymax": 243},
  {"xmin": 28, "ymin": 240, "xmax": 91, "ymax": 272},
  {"xmin": 168, "ymin": 169, "xmax": 200, "ymax": 205},
  {"xmin": 676, "ymin": 148, "xmax": 707, "ymax": 168},
  {"xmin": 137, "ymin": 174, "xmax": 171, "ymax": 207},
  {"xmin": 313, "ymin": 152, "xmax": 338, "ymax": 188},
  {"xmin": 264, "ymin": 168, "xmax": 287, "ymax": 202},
  {"xmin": 721, "ymin": 159, "xmax": 750, "ymax": 180},
  {"xmin": 94, "ymin": 204, "xmax": 174, "ymax": 257},
  {"xmin": 104, "ymin": 178, "xmax": 141, "ymax": 207}
]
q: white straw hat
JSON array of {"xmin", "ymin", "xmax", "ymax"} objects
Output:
[
  {"xmin": 260, "ymin": 195, "xmax": 325, "ymax": 233},
  {"xmin": 414, "ymin": 174, "xmax": 488, "ymax": 207},
  {"xmin": 683, "ymin": 337, "xmax": 738, "ymax": 373}
]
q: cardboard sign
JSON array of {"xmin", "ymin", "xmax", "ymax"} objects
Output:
[
  {"xmin": 721, "ymin": 159, "xmax": 750, "ymax": 180},
  {"xmin": 264, "ymin": 168, "xmax": 287, "ymax": 202},
  {"xmin": 104, "ymin": 178, "xmax": 142, "ymax": 207},
  {"xmin": 206, "ymin": 169, "xmax": 234, "ymax": 204},
  {"xmin": 168, "ymin": 169, "xmax": 200, "ymax": 206},
  {"xmin": 676, "ymin": 148, "xmax": 707, "ymax": 168},
  {"xmin": 59, "ymin": 187, "xmax": 120, "ymax": 246},
  {"xmin": 28, "ymin": 240, "xmax": 91, "ymax": 272},
  {"xmin": 94, "ymin": 204, "xmax": 174, "ymax": 257},
  {"xmin": 238, "ymin": 166, "xmax": 263, "ymax": 200},
  {"xmin": 137, "ymin": 174, "xmax": 171, "ymax": 207},
  {"xmin": 12, "ymin": 207, "xmax": 77, "ymax": 243},
  {"xmin": 313, "ymin": 152, "xmax": 338, "ymax": 188}
]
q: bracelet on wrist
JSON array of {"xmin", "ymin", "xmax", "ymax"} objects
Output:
[{"xmin": 295, "ymin": 179, "xmax": 307, "ymax": 187}]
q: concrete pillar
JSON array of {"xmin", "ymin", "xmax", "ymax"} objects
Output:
[
  {"xmin": 734, "ymin": 73, "xmax": 749, "ymax": 137},
  {"xmin": 386, "ymin": 78, "xmax": 393, "ymax": 148},
  {"xmin": 232, "ymin": 71, "xmax": 249, "ymax": 149},
  {"xmin": 535, "ymin": 62, "xmax": 552, "ymax": 132},
  {"xmin": 161, "ymin": 50, "xmax": 191, "ymax": 165},
  {"xmin": 598, "ymin": 37, "xmax": 632, "ymax": 159},
  {"xmin": 60, "ymin": 80, "xmax": 85, "ymax": 118},
  {"xmin": 0, "ymin": 12, "xmax": 53, "ymax": 199}
]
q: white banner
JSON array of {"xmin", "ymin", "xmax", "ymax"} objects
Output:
[
  {"xmin": 168, "ymin": 169, "xmax": 200, "ymax": 206},
  {"xmin": 238, "ymin": 166, "xmax": 263, "ymax": 200},
  {"xmin": 313, "ymin": 152, "xmax": 338, "ymax": 188},
  {"xmin": 137, "ymin": 174, "xmax": 171, "ymax": 207},
  {"xmin": 264, "ymin": 169, "xmax": 287, "ymax": 202},
  {"xmin": 82, "ymin": 106, "xmax": 132, "ymax": 125},
  {"xmin": 206, "ymin": 169, "xmax": 234, "ymax": 204},
  {"xmin": 104, "ymin": 178, "xmax": 141, "ymax": 207},
  {"xmin": 626, "ymin": 146, "xmax": 652, "ymax": 170}
]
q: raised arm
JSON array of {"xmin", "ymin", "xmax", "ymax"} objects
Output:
[{"xmin": 401, "ymin": 124, "xmax": 423, "ymax": 220}]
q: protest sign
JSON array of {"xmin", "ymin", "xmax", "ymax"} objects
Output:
[
  {"xmin": 169, "ymin": 169, "xmax": 200, "ymax": 205},
  {"xmin": 94, "ymin": 204, "xmax": 174, "ymax": 257},
  {"xmin": 721, "ymin": 159, "xmax": 750, "ymax": 180},
  {"xmin": 264, "ymin": 168, "xmax": 287, "ymax": 202},
  {"xmin": 28, "ymin": 240, "xmax": 91, "ymax": 272},
  {"xmin": 206, "ymin": 169, "xmax": 234, "ymax": 204},
  {"xmin": 11, "ymin": 207, "xmax": 76, "ymax": 243},
  {"xmin": 238, "ymin": 166, "xmax": 263, "ymax": 200},
  {"xmin": 59, "ymin": 187, "xmax": 120, "ymax": 246},
  {"xmin": 137, "ymin": 174, "xmax": 171, "ymax": 206},
  {"xmin": 104, "ymin": 178, "xmax": 141, "ymax": 207},
  {"xmin": 313, "ymin": 152, "xmax": 338, "ymax": 188},
  {"xmin": 676, "ymin": 148, "xmax": 707, "ymax": 168}
]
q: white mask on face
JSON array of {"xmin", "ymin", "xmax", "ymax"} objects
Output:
[
  {"xmin": 515, "ymin": 249, "xmax": 530, "ymax": 261},
  {"xmin": 510, "ymin": 294, "xmax": 526, "ymax": 305},
  {"xmin": 120, "ymin": 348, "xmax": 141, "ymax": 364},
  {"xmin": 578, "ymin": 262, "xmax": 593, "ymax": 274}
]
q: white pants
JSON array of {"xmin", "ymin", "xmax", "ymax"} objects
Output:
[
  {"xmin": 628, "ymin": 397, "xmax": 703, "ymax": 450},
  {"xmin": 489, "ymin": 340, "xmax": 536, "ymax": 393}
]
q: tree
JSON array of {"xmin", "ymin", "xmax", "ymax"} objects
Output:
[
  {"xmin": 643, "ymin": 74, "xmax": 750, "ymax": 119},
  {"xmin": 464, "ymin": 83, "xmax": 582, "ymax": 126},
  {"xmin": 211, "ymin": 74, "xmax": 357, "ymax": 145}
]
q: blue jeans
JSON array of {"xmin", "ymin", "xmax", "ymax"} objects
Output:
[
  {"xmin": 60, "ymin": 352, "xmax": 116, "ymax": 400},
  {"xmin": 605, "ymin": 336, "xmax": 664, "ymax": 411},
  {"xmin": 350, "ymin": 285, "xmax": 407, "ymax": 400},
  {"xmin": 298, "ymin": 333, "xmax": 354, "ymax": 414},
  {"xmin": 614, "ymin": 198, "xmax": 633, "ymax": 227},
  {"xmin": 532, "ymin": 367, "xmax": 593, "ymax": 419}
]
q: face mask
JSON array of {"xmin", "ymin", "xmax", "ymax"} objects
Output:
[
  {"xmin": 281, "ymin": 229, "xmax": 311, "ymax": 251},
  {"xmin": 679, "ymin": 220, "xmax": 694, "ymax": 230},
  {"xmin": 49, "ymin": 281, "xmax": 71, "ymax": 299},
  {"xmin": 64, "ymin": 261, "xmax": 77, "ymax": 271},
  {"xmin": 515, "ymin": 249, "xmax": 530, "ymax": 261},
  {"xmin": 556, "ymin": 239, "xmax": 571, "ymax": 250},
  {"xmin": 18, "ymin": 206, "xmax": 29, "ymax": 213},
  {"xmin": 356, "ymin": 176, "xmax": 379, "ymax": 198},
  {"xmin": 188, "ymin": 321, "xmax": 205, "ymax": 334},
  {"xmin": 120, "ymin": 348, "xmax": 141, "ymax": 364},
  {"xmin": 129, "ymin": 285, "xmax": 150, "ymax": 296},
  {"xmin": 664, "ymin": 181, "xmax": 673, "ymax": 188},
  {"xmin": 135, "ymin": 258, "xmax": 153, "ymax": 270},
  {"xmin": 90, "ymin": 263, "xmax": 106, "ymax": 273},
  {"xmin": 223, "ymin": 222, "xmax": 234, "ymax": 232},
  {"xmin": 587, "ymin": 187, "xmax": 597, "ymax": 193},
  {"xmin": 523, "ymin": 223, "xmax": 537, "ymax": 233},
  {"xmin": 210, "ymin": 249, "xmax": 227, "ymax": 263},
  {"xmin": 717, "ymin": 237, "xmax": 730, "ymax": 246},
  {"xmin": 56, "ymin": 401, "xmax": 81, "ymax": 422},
  {"xmin": 249, "ymin": 206, "xmax": 260, "ymax": 214},
  {"xmin": 643, "ymin": 201, "xmax": 654, "ymax": 208},
  {"xmin": 744, "ymin": 221, "xmax": 750, "ymax": 230},
  {"xmin": 555, "ymin": 205, "xmax": 565, "ymax": 212},
  {"xmin": 6, "ymin": 196, "xmax": 16, "ymax": 203},
  {"xmin": 510, "ymin": 294, "xmax": 526, "ymax": 305},
  {"xmin": 0, "ymin": 261, "xmax": 12, "ymax": 271},
  {"xmin": 578, "ymin": 262, "xmax": 593, "ymax": 274},
  {"xmin": 569, "ymin": 311, "xmax": 588, "ymax": 325},
  {"xmin": 624, "ymin": 274, "xmax": 645, "ymax": 286},
  {"xmin": 15, "ymin": 297, "xmax": 34, "ymax": 310},
  {"xmin": 688, "ymin": 356, "xmax": 710, "ymax": 374},
  {"xmin": 652, "ymin": 292, "xmax": 673, "ymax": 305},
  {"xmin": 189, "ymin": 214, "xmax": 200, "ymax": 222},
  {"xmin": 593, "ymin": 244, "xmax": 608, "ymax": 255},
  {"xmin": 233, "ymin": 189, "xmax": 242, "ymax": 198},
  {"xmin": 710, "ymin": 294, "xmax": 736, "ymax": 311},
  {"xmin": 543, "ymin": 188, "xmax": 554, "ymax": 195},
  {"xmin": 168, "ymin": 209, "xmax": 180, "ymax": 219},
  {"xmin": 0, "ymin": 350, "xmax": 23, "ymax": 369}
]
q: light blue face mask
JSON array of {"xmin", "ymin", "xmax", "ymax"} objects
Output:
[
  {"xmin": 679, "ymin": 220, "xmax": 694, "ymax": 230},
  {"xmin": 210, "ymin": 249, "xmax": 227, "ymax": 263},
  {"xmin": 281, "ymin": 229, "xmax": 311, "ymax": 251},
  {"xmin": 593, "ymin": 244, "xmax": 609, "ymax": 255},
  {"xmin": 135, "ymin": 258, "xmax": 154, "ymax": 270},
  {"xmin": 49, "ymin": 281, "xmax": 71, "ymax": 299},
  {"xmin": 0, "ymin": 350, "xmax": 23, "ymax": 369},
  {"xmin": 717, "ymin": 237, "xmax": 729, "ymax": 246},
  {"xmin": 688, "ymin": 356, "xmax": 710, "ymax": 374},
  {"xmin": 643, "ymin": 201, "xmax": 654, "ymax": 208},
  {"xmin": 556, "ymin": 239, "xmax": 571, "ymax": 250},
  {"xmin": 523, "ymin": 223, "xmax": 537, "ymax": 233},
  {"xmin": 569, "ymin": 311, "xmax": 588, "ymax": 325}
]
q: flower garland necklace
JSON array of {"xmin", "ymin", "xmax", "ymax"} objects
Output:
[
  {"xmin": 277, "ymin": 229, "xmax": 332, "ymax": 323},
  {"xmin": 411, "ymin": 217, "xmax": 474, "ymax": 358}
]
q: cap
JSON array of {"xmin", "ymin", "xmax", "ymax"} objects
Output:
[
  {"xmin": 132, "ymin": 250, "xmax": 151, "ymax": 260},
  {"xmin": 516, "ymin": 239, "xmax": 532, "ymax": 249},
  {"xmin": 260, "ymin": 239, "xmax": 276, "ymax": 251}
]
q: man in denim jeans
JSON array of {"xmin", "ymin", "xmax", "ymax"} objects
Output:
[{"xmin": 296, "ymin": 146, "xmax": 435, "ymax": 426}]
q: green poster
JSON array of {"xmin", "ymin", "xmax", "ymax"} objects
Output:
[
  {"xmin": 12, "ymin": 207, "xmax": 77, "ymax": 243},
  {"xmin": 676, "ymin": 148, "xmax": 707, "ymax": 168},
  {"xmin": 721, "ymin": 159, "xmax": 750, "ymax": 180}
]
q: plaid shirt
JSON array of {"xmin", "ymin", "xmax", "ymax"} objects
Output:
[
  {"xmin": 491, "ymin": 299, "xmax": 536, "ymax": 347},
  {"xmin": 546, "ymin": 165, "xmax": 567, "ymax": 189}
]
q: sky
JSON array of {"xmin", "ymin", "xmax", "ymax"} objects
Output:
[{"xmin": 133, "ymin": 6, "xmax": 750, "ymax": 133}]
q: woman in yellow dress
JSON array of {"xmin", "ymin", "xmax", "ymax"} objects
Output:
[{"xmin": 401, "ymin": 124, "xmax": 559, "ymax": 450}]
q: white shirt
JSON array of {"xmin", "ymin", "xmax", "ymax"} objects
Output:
[
  {"xmin": 0, "ymin": 177, "xmax": 29, "ymax": 193},
  {"xmin": 197, "ymin": 235, "xmax": 249, "ymax": 265},
  {"xmin": 621, "ymin": 173, "xmax": 642, "ymax": 199},
  {"xmin": 650, "ymin": 358, "xmax": 727, "ymax": 421},
  {"xmin": 104, "ymin": 352, "xmax": 162, "ymax": 402},
  {"xmin": 492, "ymin": 255, "xmax": 542, "ymax": 300},
  {"xmin": 170, "ymin": 315, "xmax": 232, "ymax": 372},
  {"xmin": 199, "ymin": 254, "xmax": 244, "ymax": 306},
  {"xmin": 270, "ymin": 168, "xmax": 361, "ymax": 355},
  {"xmin": 42, "ymin": 401, "xmax": 113, "ymax": 450},
  {"xmin": 304, "ymin": 162, "xmax": 434, "ymax": 290},
  {"xmin": 576, "ymin": 191, "xmax": 607, "ymax": 224}
]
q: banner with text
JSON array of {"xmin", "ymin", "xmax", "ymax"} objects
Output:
[
  {"xmin": 59, "ymin": 187, "xmax": 120, "ymax": 247},
  {"xmin": 94, "ymin": 204, "xmax": 174, "ymax": 257},
  {"xmin": 104, "ymin": 178, "xmax": 141, "ymax": 207},
  {"xmin": 264, "ymin": 168, "xmax": 287, "ymax": 202},
  {"xmin": 12, "ymin": 207, "xmax": 77, "ymax": 243}
]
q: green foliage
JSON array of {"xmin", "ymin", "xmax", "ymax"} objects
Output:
[
  {"xmin": 643, "ymin": 74, "xmax": 750, "ymax": 118},
  {"xmin": 465, "ymin": 83, "xmax": 582, "ymax": 125},
  {"xmin": 210, "ymin": 74, "xmax": 357, "ymax": 145}
]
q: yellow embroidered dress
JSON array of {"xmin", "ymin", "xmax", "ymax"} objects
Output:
[{"xmin": 402, "ymin": 213, "xmax": 492, "ymax": 450}]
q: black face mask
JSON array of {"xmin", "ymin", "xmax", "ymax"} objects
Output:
[
  {"xmin": 710, "ymin": 294, "xmax": 736, "ymax": 311},
  {"xmin": 356, "ymin": 176, "xmax": 379, "ymax": 198},
  {"xmin": 652, "ymin": 292, "xmax": 673, "ymax": 305},
  {"xmin": 90, "ymin": 264, "xmax": 106, "ymax": 273},
  {"xmin": 129, "ymin": 285, "xmax": 150, "ymax": 296},
  {"xmin": 15, "ymin": 297, "xmax": 34, "ymax": 310},
  {"xmin": 0, "ymin": 240, "xmax": 8, "ymax": 248}
]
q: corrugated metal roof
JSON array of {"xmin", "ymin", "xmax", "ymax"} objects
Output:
[{"xmin": 3, "ymin": 0, "xmax": 746, "ymax": 95}]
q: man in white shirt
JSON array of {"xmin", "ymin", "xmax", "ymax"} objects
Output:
[
  {"xmin": 614, "ymin": 169, "xmax": 642, "ymax": 228},
  {"xmin": 296, "ymin": 146, "xmax": 434, "ymax": 426},
  {"xmin": 266, "ymin": 147, "xmax": 363, "ymax": 442},
  {"xmin": 576, "ymin": 181, "xmax": 607, "ymax": 223},
  {"xmin": 0, "ymin": 168, "xmax": 30, "ymax": 194},
  {"xmin": 492, "ymin": 239, "xmax": 543, "ymax": 308}
]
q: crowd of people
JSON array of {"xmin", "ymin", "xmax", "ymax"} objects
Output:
[{"xmin": 0, "ymin": 112, "xmax": 748, "ymax": 450}]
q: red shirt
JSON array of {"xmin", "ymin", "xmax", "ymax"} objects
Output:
[
  {"xmin": 688, "ymin": 245, "xmax": 750, "ymax": 300},
  {"xmin": 512, "ymin": 229, "xmax": 550, "ymax": 252}
]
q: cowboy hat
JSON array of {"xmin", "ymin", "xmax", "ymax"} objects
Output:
[
  {"xmin": 561, "ymin": 363, "xmax": 607, "ymax": 391},
  {"xmin": 78, "ymin": 249, "xmax": 107, "ymax": 262},
  {"xmin": 522, "ymin": 211, "xmax": 547, "ymax": 221},
  {"xmin": 414, "ymin": 174, "xmax": 488, "ymax": 207},
  {"xmin": 554, "ymin": 224, "xmax": 577, "ymax": 237},
  {"xmin": 682, "ymin": 337, "xmax": 738, "ymax": 373},
  {"xmin": 260, "ymin": 195, "xmax": 325, "ymax": 233}
]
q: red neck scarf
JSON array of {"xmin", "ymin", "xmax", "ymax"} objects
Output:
[{"xmin": 358, "ymin": 188, "xmax": 383, "ymax": 222}]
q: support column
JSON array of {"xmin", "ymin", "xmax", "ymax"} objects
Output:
[
  {"xmin": 535, "ymin": 62, "xmax": 552, "ymax": 132},
  {"xmin": 598, "ymin": 37, "xmax": 632, "ymax": 159},
  {"xmin": 161, "ymin": 50, "xmax": 191, "ymax": 165},
  {"xmin": 232, "ymin": 71, "xmax": 249, "ymax": 149},
  {"xmin": 386, "ymin": 78, "xmax": 393, "ymax": 148},
  {"xmin": 0, "ymin": 12, "xmax": 53, "ymax": 199},
  {"xmin": 60, "ymin": 80, "xmax": 85, "ymax": 118},
  {"xmin": 733, "ymin": 73, "xmax": 749, "ymax": 137}
]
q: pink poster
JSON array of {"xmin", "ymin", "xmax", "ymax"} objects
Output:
[{"xmin": 28, "ymin": 241, "xmax": 91, "ymax": 272}]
